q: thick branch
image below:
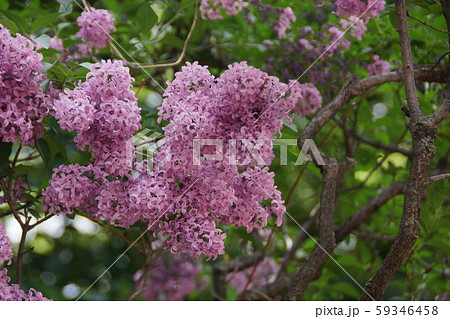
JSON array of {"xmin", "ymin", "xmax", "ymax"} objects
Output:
[
  {"xmin": 360, "ymin": 0, "xmax": 439, "ymax": 300},
  {"xmin": 441, "ymin": 0, "xmax": 450, "ymax": 47},
  {"xmin": 298, "ymin": 67, "xmax": 450, "ymax": 148},
  {"xmin": 426, "ymin": 98, "xmax": 450, "ymax": 128},
  {"xmin": 396, "ymin": 0, "xmax": 422, "ymax": 120},
  {"xmin": 244, "ymin": 181, "xmax": 406, "ymax": 300},
  {"xmin": 212, "ymin": 254, "xmax": 261, "ymax": 300},
  {"xmin": 283, "ymin": 157, "xmax": 347, "ymax": 300},
  {"xmin": 335, "ymin": 182, "xmax": 406, "ymax": 242},
  {"xmin": 354, "ymin": 135, "xmax": 412, "ymax": 157}
]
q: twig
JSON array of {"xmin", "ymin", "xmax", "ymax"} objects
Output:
[
  {"xmin": 361, "ymin": 0, "xmax": 443, "ymax": 300},
  {"xmin": 429, "ymin": 173, "xmax": 450, "ymax": 183},
  {"xmin": 276, "ymin": 203, "xmax": 319, "ymax": 279},
  {"xmin": 354, "ymin": 134, "xmax": 412, "ymax": 157},
  {"xmin": 407, "ymin": 12, "xmax": 450, "ymax": 34},
  {"xmin": 109, "ymin": 6, "xmax": 198, "ymax": 69},
  {"xmin": 16, "ymin": 217, "xmax": 31, "ymax": 285}
]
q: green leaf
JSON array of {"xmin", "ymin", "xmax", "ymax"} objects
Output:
[
  {"xmin": 102, "ymin": 0, "xmax": 117, "ymax": 12},
  {"xmin": 0, "ymin": 18, "xmax": 18, "ymax": 33},
  {"xmin": 57, "ymin": 0, "xmax": 73, "ymax": 16},
  {"xmin": 36, "ymin": 138, "xmax": 51, "ymax": 166},
  {"xmin": 0, "ymin": 9, "xmax": 29, "ymax": 34},
  {"xmin": 0, "ymin": 141, "xmax": 12, "ymax": 165},
  {"xmin": 180, "ymin": 0, "xmax": 196, "ymax": 10},
  {"xmin": 31, "ymin": 12, "xmax": 61, "ymax": 33},
  {"xmin": 29, "ymin": 208, "xmax": 41, "ymax": 219},
  {"xmin": 49, "ymin": 116, "xmax": 62, "ymax": 135},
  {"xmin": 13, "ymin": 165, "xmax": 37, "ymax": 177},
  {"xmin": 34, "ymin": 34, "xmax": 51, "ymax": 49},
  {"xmin": 136, "ymin": 3, "xmax": 157, "ymax": 35},
  {"xmin": 389, "ymin": 8, "xmax": 398, "ymax": 29},
  {"xmin": 0, "ymin": 162, "xmax": 12, "ymax": 177},
  {"xmin": 44, "ymin": 134, "xmax": 68, "ymax": 163},
  {"xmin": 0, "ymin": 0, "xmax": 9, "ymax": 10},
  {"xmin": 41, "ymin": 61, "xmax": 56, "ymax": 73}
]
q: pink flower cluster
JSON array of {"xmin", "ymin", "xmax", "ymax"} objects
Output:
[
  {"xmin": 226, "ymin": 257, "xmax": 278, "ymax": 293},
  {"xmin": 133, "ymin": 253, "xmax": 207, "ymax": 300},
  {"xmin": 42, "ymin": 164, "xmax": 106, "ymax": 216},
  {"xmin": 0, "ymin": 223, "xmax": 13, "ymax": 266},
  {"xmin": 200, "ymin": 0, "xmax": 249, "ymax": 20},
  {"xmin": 76, "ymin": 8, "xmax": 115, "ymax": 49},
  {"xmin": 333, "ymin": 0, "xmax": 385, "ymax": 23},
  {"xmin": 294, "ymin": 83, "xmax": 322, "ymax": 116},
  {"xmin": 53, "ymin": 60, "xmax": 141, "ymax": 176},
  {"xmin": 46, "ymin": 61, "xmax": 305, "ymax": 260},
  {"xmin": 0, "ymin": 222, "xmax": 50, "ymax": 300},
  {"xmin": 0, "ymin": 24, "xmax": 54, "ymax": 146},
  {"xmin": 273, "ymin": 7, "xmax": 296, "ymax": 39},
  {"xmin": 367, "ymin": 55, "xmax": 390, "ymax": 75},
  {"xmin": 340, "ymin": 16, "xmax": 367, "ymax": 41},
  {"xmin": 298, "ymin": 15, "xmax": 367, "ymax": 59},
  {"xmin": 152, "ymin": 61, "xmax": 301, "ymax": 258}
]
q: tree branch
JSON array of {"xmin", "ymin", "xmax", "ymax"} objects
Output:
[
  {"xmin": 426, "ymin": 98, "xmax": 450, "ymax": 128},
  {"xmin": 354, "ymin": 134, "xmax": 412, "ymax": 157},
  {"xmin": 396, "ymin": 0, "xmax": 422, "ymax": 121},
  {"xmin": 283, "ymin": 157, "xmax": 355, "ymax": 300},
  {"xmin": 212, "ymin": 254, "xmax": 261, "ymax": 300},
  {"xmin": 335, "ymin": 182, "xmax": 406, "ymax": 243},
  {"xmin": 360, "ymin": 0, "xmax": 441, "ymax": 300},
  {"xmin": 243, "ymin": 179, "xmax": 406, "ymax": 300},
  {"xmin": 298, "ymin": 67, "xmax": 450, "ymax": 148},
  {"xmin": 441, "ymin": 0, "xmax": 450, "ymax": 48}
]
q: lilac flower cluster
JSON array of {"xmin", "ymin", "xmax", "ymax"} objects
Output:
[
  {"xmin": 151, "ymin": 61, "xmax": 302, "ymax": 259},
  {"xmin": 367, "ymin": 55, "xmax": 390, "ymax": 75},
  {"xmin": 0, "ymin": 223, "xmax": 13, "ymax": 266},
  {"xmin": 340, "ymin": 16, "xmax": 367, "ymax": 41},
  {"xmin": 133, "ymin": 253, "xmax": 207, "ymax": 300},
  {"xmin": 42, "ymin": 164, "xmax": 106, "ymax": 216},
  {"xmin": 293, "ymin": 83, "xmax": 323, "ymax": 116},
  {"xmin": 265, "ymin": 8, "xmax": 371, "ymax": 101},
  {"xmin": 200, "ymin": 0, "xmax": 249, "ymax": 20},
  {"xmin": 53, "ymin": 60, "xmax": 141, "ymax": 176},
  {"xmin": 272, "ymin": 7, "xmax": 296, "ymax": 39},
  {"xmin": 333, "ymin": 0, "xmax": 385, "ymax": 22},
  {"xmin": 0, "ymin": 222, "xmax": 50, "ymax": 300},
  {"xmin": 46, "ymin": 61, "xmax": 303, "ymax": 260},
  {"xmin": 0, "ymin": 24, "xmax": 54, "ymax": 146},
  {"xmin": 76, "ymin": 8, "xmax": 115, "ymax": 49},
  {"xmin": 226, "ymin": 257, "xmax": 278, "ymax": 293}
]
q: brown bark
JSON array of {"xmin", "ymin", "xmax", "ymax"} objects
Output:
[
  {"xmin": 360, "ymin": 0, "xmax": 448, "ymax": 300},
  {"xmin": 283, "ymin": 157, "xmax": 356, "ymax": 300}
]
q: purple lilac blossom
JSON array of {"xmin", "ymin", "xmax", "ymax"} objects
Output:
[
  {"xmin": 226, "ymin": 257, "xmax": 278, "ymax": 293},
  {"xmin": 133, "ymin": 253, "xmax": 208, "ymax": 300},
  {"xmin": 333, "ymin": 0, "xmax": 385, "ymax": 23},
  {"xmin": 0, "ymin": 222, "xmax": 50, "ymax": 300},
  {"xmin": 0, "ymin": 24, "xmax": 54, "ymax": 146},
  {"xmin": 272, "ymin": 7, "xmax": 296, "ymax": 39},
  {"xmin": 200, "ymin": 0, "xmax": 249, "ymax": 20},
  {"xmin": 367, "ymin": 55, "xmax": 390, "ymax": 75},
  {"xmin": 46, "ymin": 61, "xmax": 304, "ymax": 260},
  {"xmin": 52, "ymin": 60, "xmax": 141, "ymax": 176},
  {"xmin": 76, "ymin": 8, "xmax": 115, "ymax": 49}
]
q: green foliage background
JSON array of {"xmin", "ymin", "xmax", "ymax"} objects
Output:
[{"xmin": 0, "ymin": 0, "xmax": 448, "ymax": 300}]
